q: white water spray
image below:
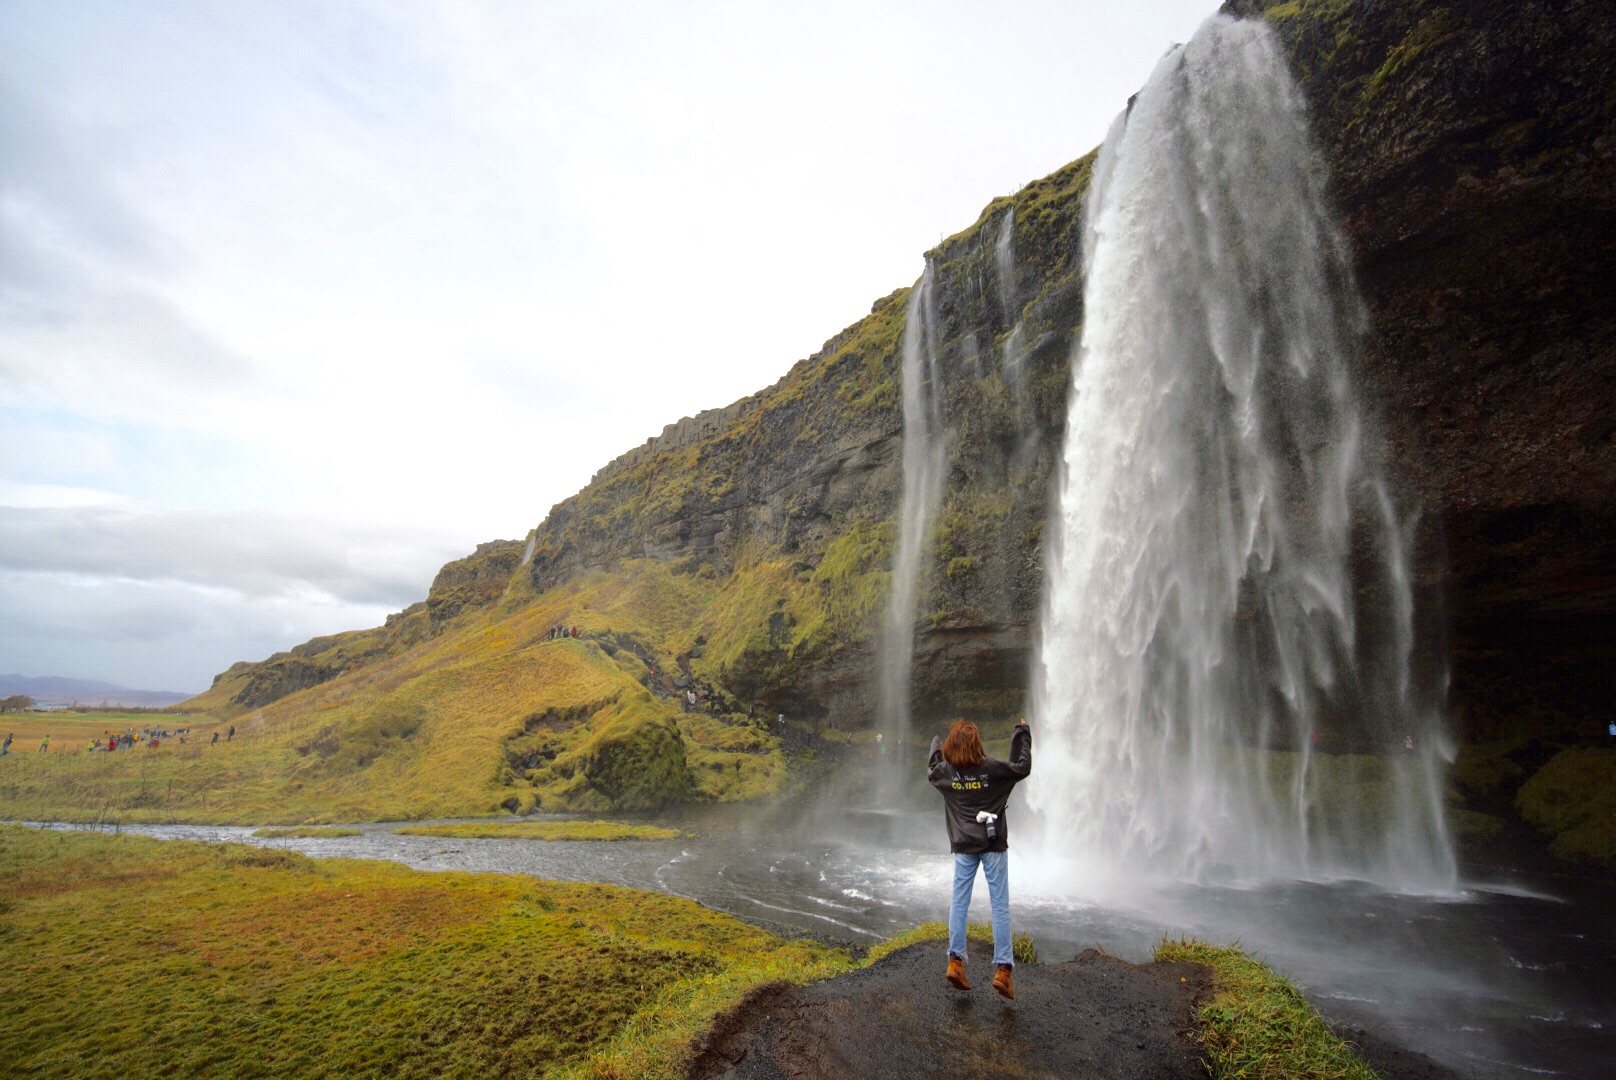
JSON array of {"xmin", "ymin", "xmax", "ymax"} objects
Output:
[
  {"xmin": 1029, "ymin": 16, "xmax": 1455, "ymax": 889},
  {"xmin": 877, "ymin": 264, "xmax": 945, "ymax": 790}
]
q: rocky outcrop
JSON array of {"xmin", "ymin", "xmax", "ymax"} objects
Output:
[{"xmin": 424, "ymin": 539, "xmax": 524, "ymax": 632}]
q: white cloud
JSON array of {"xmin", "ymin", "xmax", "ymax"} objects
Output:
[
  {"xmin": 0, "ymin": 0, "xmax": 1217, "ymax": 685},
  {"xmin": 0, "ymin": 505, "xmax": 468, "ymax": 607},
  {"xmin": 0, "ymin": 571, "xmax": 399, "ymax": 693}
]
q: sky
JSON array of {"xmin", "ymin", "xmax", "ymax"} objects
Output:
[{"xmin": 1, "ymin": 0, "xmax": 1217, "ymax": 693}]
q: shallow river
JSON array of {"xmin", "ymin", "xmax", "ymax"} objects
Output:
[{"xmin": 36, "ymin": 806, "xmax": 1612, "ymax": 1080}]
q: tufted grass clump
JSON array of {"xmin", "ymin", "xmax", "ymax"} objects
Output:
[
  {"xmin": 1155, "ymin": 936, "xmax": 1376, "ymax": 1080},
  {"xmin": 394, "ymin": 820, "xmax": 680, "ymax": 841},
  {"xmin": 0, "ymin": 825, "xmax": 851, "ymax": 1080}
]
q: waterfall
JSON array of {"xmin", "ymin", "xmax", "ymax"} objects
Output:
[
  {"xmin": 877, "ymin": 263, "xmax": 944, "ymax": 792},
  {"xmin": 1029, "ymin": 15, "xmax": 1455, "ymax": 889},
  {"xmin": 994, "ymin": 206, "xmax": 1039, "ymax": 470},
  {"xmin": 995, "ymin": 207, "xmax": 1018, "ymax": 323}
]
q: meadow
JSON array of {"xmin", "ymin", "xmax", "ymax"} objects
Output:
[{"xmin": 0, "ymin": 825, "xmax": 849, "ymax": 1079}]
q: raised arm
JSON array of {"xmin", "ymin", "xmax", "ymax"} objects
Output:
[
  {"xmin": 927, "ymin": 735, "xmax": 954, "ymax": 790},
  {"xmin": 999, "ymin": 719, "xmax": 1031, "ymax": 779}
]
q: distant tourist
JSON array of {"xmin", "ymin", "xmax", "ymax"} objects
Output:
[
  {"xmin": 211, "ymin": 732, "xmax": 219, "ymax": 745},
  {"xmin": 927, "ymin": 717, "xmax": 1032, "ymax": 1000},
  {"xmin": 1, "ymin": 732, "xmax": 11, "ymax": 756},
  {"xmin": 1608, "ymin": 720, "xmax": 1615, "ymax": 743},
  {"xmin": 227, "ymin": 725, "xmax": 235, "ymax": 742},
  {"xmin": 38, "ymin": 734, "xmax": 50, "ymax": 753}
]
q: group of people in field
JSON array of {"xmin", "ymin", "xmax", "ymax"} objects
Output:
[
  {"xmin": 86, "ymin": 726, "xmax": 194, "ymax": 751},
  {"xmin": 0, "ymin": 723, "xmax": 239, "ymax": 756},
  {"xmin": 547, "ymin": 624, "xmax": 583, "ymax": 639}
]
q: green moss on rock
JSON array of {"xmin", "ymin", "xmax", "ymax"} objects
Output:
[{"xmin": 1516, "ymin": 747, "xmax": 1616, "ymax": 867}]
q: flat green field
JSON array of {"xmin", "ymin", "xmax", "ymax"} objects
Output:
[
  {"xmin": 0, "ymin": 825, "xmax": 850, "ymax": 1079},
  {"xmin": 0, "ymin": 711, "xmax": 220, "ymax": 750}
]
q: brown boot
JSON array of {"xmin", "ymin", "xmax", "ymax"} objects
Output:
[
  {"xmin": 993, "ymin": 964, "xmax": 1014, "ymax": 999},
  {"xmin": 946, "ymin": 956, "xmax": 970, "ymax": 990}
]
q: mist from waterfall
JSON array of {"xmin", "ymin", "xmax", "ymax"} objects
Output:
[
  {"xmin": 1028, "ymin": 15, "xmax": 1456, "ymax": 890},
  {"xmin": 876, "ymin": 264, "xmax": 944, "ymax": 797}
]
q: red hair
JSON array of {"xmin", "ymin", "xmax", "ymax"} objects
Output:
[{"xmin": 941, "ymin": 720, "xmax": 984, "ymax": 768}]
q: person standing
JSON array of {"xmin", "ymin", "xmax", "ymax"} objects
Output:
[
  {"xmin": 38, "ymin": 734, "xmax": 50, "ymax": 753},
  {"xmin": 2, "ymin": 732, "xmax": 11, "ymax": 756},
  {"xmin": 227, "ymin": 725, "xmax": 235, "ymax": 742},
  {"xmin": 927, "ymin": 718, "xmax": 1031, "ymax": 999}
]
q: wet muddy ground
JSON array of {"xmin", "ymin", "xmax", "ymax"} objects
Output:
[{"xmin": 689, "ymin": 939, "xmax": 1211, "ymax": 1080}]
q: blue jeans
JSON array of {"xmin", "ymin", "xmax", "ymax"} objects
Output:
[{"xmin": 948, "ymin": 850, "xmax": 1013, "ymax": 967}]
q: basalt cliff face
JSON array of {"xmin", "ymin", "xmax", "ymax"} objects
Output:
[
  {"xmin": 186, "ymin": 0, "xmax": 1613, "ymax": 829},
  {"xmin": 1230, "ymin": 0, "xmax": 1616, "ymax": 743}
]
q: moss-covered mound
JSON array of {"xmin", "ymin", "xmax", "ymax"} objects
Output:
[{"xmin": 1516, "ymin": 747, "xmax": 1616, "ymax": 867}]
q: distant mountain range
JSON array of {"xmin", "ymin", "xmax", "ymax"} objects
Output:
[{"xmin": 0, "ymin": 675, "xmax": 192, "ymax": 709}]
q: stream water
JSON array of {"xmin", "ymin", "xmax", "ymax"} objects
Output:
[{"xmin": 35, "ymin": 808, "xmax": 1611, "ymax": 1080}]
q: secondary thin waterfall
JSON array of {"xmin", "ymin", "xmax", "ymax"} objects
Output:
[
  {"xmin": 877, "ymin": 263, "xmax": 944, "ymax": 795},
  {"xmin": 994, "ymin": 207, "xmax": 1039, "ymax": 468},
  {"xmin": 1029, "ymin": 15, "xmax": 1455, "ymax": 889}
]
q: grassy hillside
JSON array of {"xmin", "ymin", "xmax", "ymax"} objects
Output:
[{"xmin": 0, "ymin": 554, "xmax": 879, "ymax": 824}]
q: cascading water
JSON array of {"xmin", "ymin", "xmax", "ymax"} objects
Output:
[
  {"xmin": 1028, "ymin": 15, "xmax": 1455, "ymax": 889},
  {"xmin": 876, "ymin": 263, "xmax": 944, "ymax": 798},
  {"xmin": 993, "ymin": 207, "xmax": 1039, "ymax": 469}
]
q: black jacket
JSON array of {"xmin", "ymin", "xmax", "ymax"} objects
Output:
[{"xmin": 927, "ymin": 723, "xmax": 1031, "ymax": 853}]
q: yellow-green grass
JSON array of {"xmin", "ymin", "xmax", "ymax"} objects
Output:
[
  {"xmin": 251, "ymin": 827, "xmax": 362, "ymax": 838},
  {"xmin": 0, "ymin": 710, "xmax": 224, "ymax": 750},
  {"xmin": 394, "ymin": 821, "xmax": 680, "ymax": 842},
  {"xmin": 0, "ymin": 825, "xmax": 852, "ymax": 1079},
  {"xmin": 0, "ymin": 560, "xmax": 812, "ymax": 826},
  {"xmin": 1155, "ymin": 937, "xmax": 1376, "ymax": 1080}
]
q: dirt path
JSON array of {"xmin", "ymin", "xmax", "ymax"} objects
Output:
[{"xmin": 689, "ymin": 939, "xmax": 1212, "ymax": 1080}]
